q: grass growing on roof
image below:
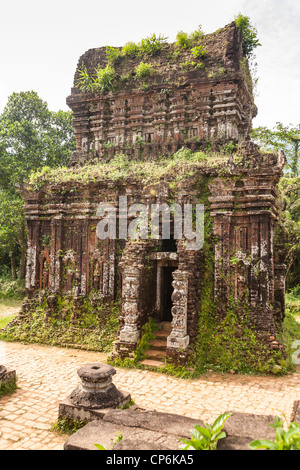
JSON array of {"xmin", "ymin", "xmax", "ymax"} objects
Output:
[{"xmin": 29, "ymin": 148, "xmax": 230, "ymax": 189}]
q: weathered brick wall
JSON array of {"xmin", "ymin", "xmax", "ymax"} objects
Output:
[{"xmin": 66, "ymin": 22, "xmax": 257, "ymax": 165}]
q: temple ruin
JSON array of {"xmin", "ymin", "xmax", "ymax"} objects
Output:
[{"xmin": 18, "ymin": 22, "xmax": 287, "ymax": 364}]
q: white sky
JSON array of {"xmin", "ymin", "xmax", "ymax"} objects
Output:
[{"xmin": 0, "ymin": 0, "xmax": 299, "ymax": 129}]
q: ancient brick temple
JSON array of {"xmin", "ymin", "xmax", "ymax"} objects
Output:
[{"xmin": 20, "ymin": 22, "xmax": 287, "ymax": 363}]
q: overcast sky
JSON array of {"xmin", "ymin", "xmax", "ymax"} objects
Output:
[{"xmin": 0, "ymin": 0, "xmax": 299, "ymax": 129}]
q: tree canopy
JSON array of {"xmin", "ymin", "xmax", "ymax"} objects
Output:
[
  {"xmin": 252, "ymin": 123, "xmax": 300, "ymax": 176},
  {"xmin": 0, "ymin": 91, "xmax": 75, "ymax": 278}
]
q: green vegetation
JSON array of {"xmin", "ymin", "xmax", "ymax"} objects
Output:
[
  {"xmin": 121, "ymin": 41, "xmax": 140, "ymax": 57},
  {"xmin": 234, "ymin": 13, "xmax": 261, "ymax": 58},
  {"xmin": 28, "ymin": 148, "xmax": 230, "ymax": 189},
  {"xmin": 0, "ymin": 275, "xmax": 25, "ymax": 328},
  {"xmin": 121, "ymin": 34, "xmax": 168, "ymax": 57},
  {"xmin": 134, "ymin": 62, "xmax": 155, "ymax": 80},
  {"xmin": 108, "ymin": 317, "xmax": 158, "ymax": 368},
  {"xmin": 0, "ymin": 375, "xmax": 18, "ymax": 398},
  {"xmin": 180, "ymin": 412, "xmax": 231, "ymax": 450},
  {"xmin": 94, "ymin": 64, "xmax": 117, "ymax": 92},
  {"xmin": 176, "ymin": 25, "xmax": 205, "ymax": 49},
  {"xmin": 0, "ymin": 91, "xmax": 75, "ymax": 278},
  {"xmin": 250, "ymin": 416, "xmax": 300, "ymax": 450},
  {"xmin": 105, "ymin": 46, "xmax": 122, "ymax": 65},
  {"xmin": 193, "ymin": 300, "xmax": 297, "ymax": 375},
  {"xmin": 0, "ymin": 294, "xmax": 120, "ymax": 353},
  {"xmin": 0, "ymin": 275, "xmax": 25, "ymax": 300},
  {"xmin": 252, "ymin": 123, "xmax": 300, "ymax": 176},
  {"xmin": 138, "ymin": 34, "xmax": 168, "ymax": 55},
  {"xmin": 180, "ymin": 61, "xmax": 205, "ymax": 71},
  {"xmin": 190, "ymin": 45, "xmax": 207, "ymax": 59},
  {"xmin": 50, "ymin": 417, "xmax": 87, "ymax": 436}
]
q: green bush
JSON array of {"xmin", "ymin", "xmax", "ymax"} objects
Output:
[
  {"xmin": 134, "ymin": 62, "xmax": 155, "ymax": 80},
  {"xmin": 234, "ymin": 14, "xmax": 261, "ymax": 57},
  {"xmin": 176, "ymin": 25, "xmax": 204, "ymax": 49},
  {"xmin": 1, "ymin": 294, "xmax": 120, "ymax": 352},
  {"xmin": 176, "ymin": 31, "xmax": 191, "ymax": 49},
  {"xmin": 180, "ymin": 61, "xmax": 205, "ymax": 71},
  {"xmin": 139, "ymin": 33, "xmax": 168, "ymax": 55},
  {"xmin": 106, "ymin": 46, "xmax": 122, "ymax": 65},
  {"xmin": 76, "ymin": 65, "xmax": 94, "ymax": 93},
  {"xmin": 191, "ymin": 45, "xmax": 207, "ymax": 59},
  {"xmin": 76, "ymin": 65, "xmax": 116, "ymax": 93},
  {"xmin": 93, "ymin": 64, "xmax": 116, "ymax": 92},
  {"xmin": 121, "ymin": 41, "xmax": 140, "ymax": 57}
]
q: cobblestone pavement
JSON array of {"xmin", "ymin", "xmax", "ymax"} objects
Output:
[{"xmin": 0, "ymin": 340, "xmax": 300, "ymax": 450}]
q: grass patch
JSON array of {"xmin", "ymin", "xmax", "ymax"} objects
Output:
[
  {"xmin": 50, "ymin": 417, "xmax": 87, "ymax": 436},
  {"xmin": 0, "ymin": 314, "xmax": 17, "ymax": 329},
  {"xmin": 29, "ymin": 148, "xmax": 230, "ymax": 190},
  {"xmin": 0, "ymin": 376, "xmax": 18, "ymax": 398}
]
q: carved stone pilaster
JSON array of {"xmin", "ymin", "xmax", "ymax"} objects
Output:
[
  {"xmin": 167, "ymin": 270, "xmax": 189, "ymax": 350},
  {"xmin": 119, "ymin": 267, "xmax": 141, "ymax": 344}
]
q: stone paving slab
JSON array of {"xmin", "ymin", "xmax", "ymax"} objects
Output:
[{"xmin": 0, "ymin": 340, "xmax": 300, "ymax": 450}]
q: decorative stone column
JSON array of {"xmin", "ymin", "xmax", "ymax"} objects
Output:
[
  {"xmin": 119, "ymin": 266, "xmax": 141, "ymax": 345},
  {"xmin": 167, "ymin": 270, "xmax": 189, "ymax": 350}
]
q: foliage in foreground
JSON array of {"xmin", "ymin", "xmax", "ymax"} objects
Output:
[
  {"xmin": 180, "ymin": 412, "xmax": 231, "ymax": 450},
  {"xmin": 250, "ymin": 416, "xmax": 300, "ymax": 450}
]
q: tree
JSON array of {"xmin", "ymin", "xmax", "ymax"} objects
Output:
[
  {"xmin": 0, "ymin": 91, "xmax": 76, "ymax": 278},
  {"xmin": 0, "ymin": 192, "xmax": 24, "ymax": 280},
  {"xmin": 252, "ymin": 123, "xmax": 300, "ymax": 176},
  {"xmin": 278, "ymin": 177, "xmax": 300, "ymax": 288}
]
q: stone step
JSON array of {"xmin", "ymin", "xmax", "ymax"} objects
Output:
[
  {"xmin": 154, "ymin": 330, "xmax": 169, "ymax": 340},
  {"xmin": 139, "ymin": 359, "xmax": 165, "ymax": 368},
  {"xmin": 148, "ymin": 339, "xmax": 167, "ymax": 351},
  {"xmin": 144, "ymin": 349, "xmax": 166, "ymax": 360}
]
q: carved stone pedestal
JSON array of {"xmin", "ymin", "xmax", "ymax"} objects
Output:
[{"xmin": 59, "ymin": 363, "xmax": 131, "ymax": 423}]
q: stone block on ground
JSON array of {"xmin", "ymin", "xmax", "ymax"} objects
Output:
[{"xmin": 63, "ymin": 409, "xmax": 279, "ymax": 451}]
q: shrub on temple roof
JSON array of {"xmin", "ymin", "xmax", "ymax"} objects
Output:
[
  {"xmin": 93, "ymin": 64, "xmax": 116, "ymax": 92},
  {"xmin": 176, "ymin": 25, "xmax": 205, "ymax": 49},
  {"xmin": 139, "ymin": 33, "xmax": 168, "ymax": 55},
  {"xmin": 106, "ymin": 46, "xmax": 122, "ymax": 65},
  {"xmin": 234, "ymin": 13, "xmax": 261, "ymax": 57},
  {"xmin": 76, "ymin": 65, "xmax": 94, "ymax": 93},
  {"xmin": 134, "ymin": 62, "xmax": 155, "ymax": 80},
  {"xmin": 121, "ymin": 41, "xmax": 140, "ymax": 57},
  {"xmin": 191, "ymin": 45, "xmax": 207, "ymax": 59}
]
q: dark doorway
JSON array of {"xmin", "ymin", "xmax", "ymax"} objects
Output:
[{"xmin": 160, "ymin": 266, "xmax": 176, "ymax": 322}]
